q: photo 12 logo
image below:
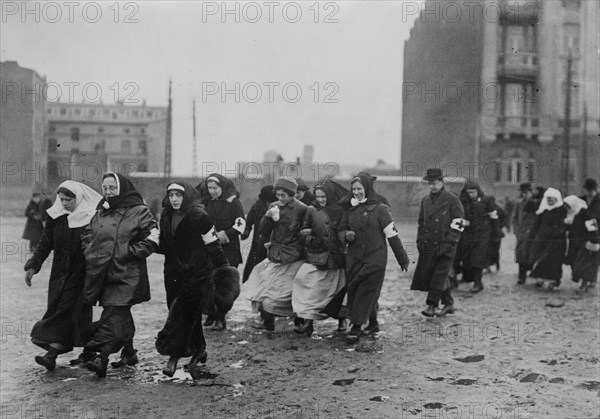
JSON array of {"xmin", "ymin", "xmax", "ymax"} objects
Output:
[
  {"xmin": 201, "ymin": 1, "xmax": 340, "ymax": 24},
  {"xmin": 1, "ymin": 1, "xmax": 140, "ymax": 24},
  {"xmin": 1, "ymin": 81, "xmax": 140, "ymax": 104},
  {"xmin": 201, "ymin": 82, "xmax": 339, "ymax": 104}
]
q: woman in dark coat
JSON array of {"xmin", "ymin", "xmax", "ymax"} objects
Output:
[
  {"xmin": 527, "ymin": 188, "xmax": 567, "ymax": 290},
  {"xmin": 486, "ymin": 196, "xmax": 506, "ymax": 272},
  {"xmin": 292, "ymin": 179, "xmax": 348, "ymax": 336},
  {"xmin": 243, "ymin": 176, "xmax": 308, "ymax": 331},
  {"xmin": 338, "ymin": 173, "xmax": 409, "ymax": 342},
  {"xmin": 22, "ymin": 193, "xmax": 45, "ymax": 251},
  {"xmin": 453, "ymin": 182, "xmax": 499, "ymax": 293},
  {"xmin": 155, "ymin": 180, "xmax": 237, "ymax": 377},
  {"xmin": 82, "ymin": 173, "xmax": 159, "ymax": 377},
  {"xmin": 241, "ymin": 185, "xmax": 277, "ymax": 283},
  {"xmin": 563, "ymin": 195, "xmax": 600, "ymax": 292},
  {"xmin": 24, "ymin": 181, "xmax": 102, "ymax": 371},
  {"xmin": 202, "ymin": 173, "xmax": 245, "ymax": 331}
]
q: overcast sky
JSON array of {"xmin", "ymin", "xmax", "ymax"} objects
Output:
[{"xmin": 2, "ymin": 1, "xmax": 419, "ymax": 176}]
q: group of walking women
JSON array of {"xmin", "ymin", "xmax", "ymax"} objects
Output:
[
  {"xmin": 24, "ymin": 173, "xmax": 238, "ymax": 379},
  {"xmin": 243, "ymin": 174, "xmax": 409, "ymax": 343},
  {"xmin": 513, "ymin": 179, "xmax": 600, "ymax": 291}
]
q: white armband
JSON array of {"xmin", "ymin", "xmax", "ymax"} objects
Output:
[
  {"xmin": 450, "ymin": 218, "xmax": 466, "ymax": 232},
  {"xmin": 585, "ymin": 219, "xmax": 598, "ymax": 232},
  {"xmin": 232, "ymin": 217, "xmax": 246, "ymax": 234},
  {"xmin": 202, "ymin": 226, "xmax": 219, "ymax": 245},
  {"xmin": 488, "ymin": 210, "xmax": 498, "ymax": 220},
  {"xmin": 383, "ymin": 222, "xmax": 399, "ymax": 238}
]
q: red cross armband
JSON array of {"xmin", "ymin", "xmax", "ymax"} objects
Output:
[
  {"xmin": 488, "ymin": 210, "xmax": 499, "ymax": 219},
  {"xmin": 450, "ymin": 218, "xmax": 466, "ymax": 232},
  {"xmin": 232, "ymin": 217, "xmax": 246, "ymax": 234},
  {"xmin": 585, "ymin": 218, "xmax": 598, "ymax": 232},
  {"xmin": 202, "ymin": 226, "xmax": 219, "ymax": 245},
  {"xmin": 383, "ymin": 222, "xmax": 399, "ymax": 238}
]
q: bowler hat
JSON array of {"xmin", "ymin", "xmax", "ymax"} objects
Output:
[
  {"xmin": 423, "ymin": 168, "xmax": 444, "ymax": 182},
  {"xmin": 519, "ymin": 182, "xmax": 532, "ymax": 192}
]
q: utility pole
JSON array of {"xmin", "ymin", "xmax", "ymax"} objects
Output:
[
  {"xmin": 192, "ymin": 98, "xmax": 198, "ymax": 178},
  {"xmin": 164, "ymin": 78, "xmax": 173, "ymax": 178},
  {"xmin": 561, "ymin": 52, "xmax": 572, "ymax": 195},
  {"xmin": 582, "ymin": 102, "xmax": 588, "ymax": 180}
]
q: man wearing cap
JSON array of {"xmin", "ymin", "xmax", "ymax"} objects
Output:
[
  {"xmin": 411, "ymin": 168, "xmax": 465, "ymax": 317},
  {"xmin": 581, "ymin": 178, "xmax": 600, "ymax": 221},
  {"xmin": 295, "ymin": 178, "xmax": 315, "ymax": 206},
  {"xmin": 513, "ymin": 183, "xmax": 538, "ymax": 284}
]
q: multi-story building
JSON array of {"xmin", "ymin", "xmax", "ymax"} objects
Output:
[
  {"xmin": 46, "ymin": 102, "xmax": 167, "ymax": 189},
  {"xmin": 401, "ymin": 0, "xmax": 599, "ymax": 194},
  {"xmin": 0, "ymin": 61, "xmax": 48, "ymax": 214}
]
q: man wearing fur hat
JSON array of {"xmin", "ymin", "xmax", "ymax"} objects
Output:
[{"xmin": 411, "ymin": 168, "xmax": 465, "ymax": 317}]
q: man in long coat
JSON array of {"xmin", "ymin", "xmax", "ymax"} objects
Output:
[
  {"xmin": 513, "ymin": 183, "xmax": 538, "ymax": 284},
  {"xmin": 411, "ymin": 168, "xmax": 465, "ymax": 317}
]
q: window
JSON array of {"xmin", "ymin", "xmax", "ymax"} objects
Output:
[
  {"xmin": 89, "ymin": 109, "xmax": 96, "ymax": 117},
  {"xmin": 48, "ymin": 139, "xmax": 57, "ymax": 153},
  {"xmin": 98, "ymin": 126, "xmax": 104, "ymax": 133},
  {"xmin": 74, "ymin": 108, "xmax": 81, "ymax": 115},
  {"xmin": 60, "ymin": 108, "xmax": 66, "ymax": 115},
  {"xmin": 121, "ymin": 140, "xmax": 131, "ymax": 153},
  {"xmin": 138, "ymin": 140, "xmax": 147, "ymax": 155},
  {"xmin": 48, "ymin": 123, "xmax": 56, "ymax": 133},
  {"xmin": 123, "ymin": 128, "xmax": 130, "ymax": 134},
  {"xmin": 71, "ymin": 127, "xmax": 80, "ymax": 141},
  {"xmin": 495, "ymin": 158, "xmax": 536, "ymax": 183},
  {"xmin": 103, "ymin": 109, "xmax": 110, "ymax": 116}
]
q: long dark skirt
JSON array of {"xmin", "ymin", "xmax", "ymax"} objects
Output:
[
  {"xmin": 573, "ymin": 247, "xmax": 600, "ymax": 284},
  {"xmin": 530, "ymin": 240, "xmax": 566, "ymax": 282},
  {"xmin": 31, "ymin": 285, "xmax": 92, "ymax": 353},
  {"xmin": 85, "ymin": 306, "xmax": 135, "ymax": 357},
  {"xmin": 346, "ymin": 262, "xmax": 385, "ymax": 326},
  {"xmin": 156, "ymin": 278, "xmax": 209, "ymax": 358},
  {"xmin": 486, "ymin": 238, "xmax": 502, "ymax": 268},
  {"xmin": 242, "ymin": 240, "xmax": 267, "ymax": 283}
]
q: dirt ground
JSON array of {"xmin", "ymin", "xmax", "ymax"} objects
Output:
[{"xmin": 1, "ymin": 216, "xmax": 599, "ymax": 419}]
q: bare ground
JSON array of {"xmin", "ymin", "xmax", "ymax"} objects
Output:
[{"xmin": 1, "ymin": 217, "xmax": 599, "ymax": 419}]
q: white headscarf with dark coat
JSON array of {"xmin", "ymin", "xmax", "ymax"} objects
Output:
[
  {"xmin": 536, "ymin": 187, "xmax": 563, "ymax": 215},
  {"xmin": 46, "ymin": 180, "xmax": 102, "ymax": 228}
]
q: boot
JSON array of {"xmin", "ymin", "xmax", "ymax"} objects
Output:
[
  {"xmin": 337, "ymin": 318, "xmax": 347, "ymax": 332},
  {"xmin": 471, "ymin": 269, "xmax": 484, "ymax": 293},
  {"xmin": 85, "ymin": 355, "xmax": 108, "ymax": 378},
  {"xmin": 252, "ymin": 312, "xmax": 275, "ymax": 332},
  {"xmin": 184, "ymin": 351, "xmax": 208, "ymax": 371},
  {"xmin": 293, "ymin": 317, "xmax": 305, "ymax": 333},
  {"xmin": 299, "ymin": 320, "xmax": 314, "ymax": 337},
  {"xmin": 363, "ymin": 320, "xmax": 380, "ymax": 335},
  {"xmin": 421, "ymin": 305, "xmax": 437, "ymax": 317},
  {"xmin": 35, "ymin": 348, "xmax": 59, "ymax": 371},
  {"xmin": 162, "ymin": 357, "xmax": 178, "ymax": 377},
  {"xmin": 211, "ymin": 317, "xmax": 226, "ymax": 332},
  {"xmin": 69, "ymin": 348, "xmax": 95, "ymax": 366},
  {"xmin": 439, "ymin": 304, "xmax": 456, "ymax": 315},
  {"xmin": 203, "ymin": 316, "xmax": 215, "ymax": 327},
  {"xmin": 471, "ymin": 281, "xmax": 484, "ymax": 293},
  {"xmin": 111, "ymin": 348, "xmax": 138, "ymax": 368},
  {"xmin": 346, "ymin": 325, "xmax": 361, "ymax": 343}
]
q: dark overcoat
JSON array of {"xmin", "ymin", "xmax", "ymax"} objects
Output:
[
  {"xmin": 411, "ymin": 188, "xmax": 464, "ymax": 292},
  {"xmin": 83, "ymin": 205, "xmax": 157, "ymax": 306},
  {"xmin": 205, "ymin": 195, "xmax": 245, "ymax": 266},
  {"xmin": 338, "ymin": 203, "xmax": 401, "ymax": 325},
  {"xmin": 513, "ymin": 198, "xmax": 538, "ymax": 265},
  {"xmin": 22, "ymin": 200, "xmax": 44, "ymax": 241},
  {"xmin": 260, "ymin": 198, "xmax": 308, "ymax": 264},
  {"xmin": 455, "ymin": 196, "xmax": 497, "ymax": 270},
  {"xmin": 24, "ymin": 215, "xmax": 92, "ymax": 349}
]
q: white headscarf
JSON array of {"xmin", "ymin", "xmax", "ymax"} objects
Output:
[
  {"xmin": 535, "ymin": 187, "xmax": 563, "ymax": 215},
  {"xmin": 563, "ymin": 195, "xmax": 588, "ymax": 224},
  {"xmin": 46, "ymin": 180, "xmax": 102, "ymax": 228}
]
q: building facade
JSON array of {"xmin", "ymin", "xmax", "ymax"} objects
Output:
[
  {"xmin": 46, "ymin": 102, "xmax": 167, "ymax": 189},
  {"xmin": 401, "ymin": 0, "xmax": 599, "ymax": 195},
  {"xmin": 0, "ymin": 61, "xmax": 48, "ymax": 214}
]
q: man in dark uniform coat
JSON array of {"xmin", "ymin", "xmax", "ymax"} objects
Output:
[
  {"xmin": 411, "ymin": 168, "xmax": 465, "ymax": 317},
  {"xmin": 581, "ymin": 178, "xmax": 600, "ymax": 220}
]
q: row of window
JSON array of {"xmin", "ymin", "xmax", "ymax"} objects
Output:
[
  {"xmin": 48, "ymin": 107, "xmax": 166, "ymax": 119},
  {"xmin": 48, "ymin": 138, "xmax": 147, "ymax": 154},
  {"xmin": 48, "ymin": 125, "xmax": 145, "ymax": 137}
]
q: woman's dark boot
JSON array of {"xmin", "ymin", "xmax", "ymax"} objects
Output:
[
  {"xmin": 337, "ymin": 318, "xmax": 347, "ymax": 332},
  {"xmin": 35, "ymin": 347, "xmax": 59, "ymax": 371},
  {"xmin": 184, "ymin": 351, "xmax": 208, "ymax": 371},
  {"xmin": 293, "ymin": 317, "xmax": 305, "ymax": 333},
  {"xmin": 299, "ymin": 320, "xmax": 314, "ymax": 337},
  {"xmin": 86, "ymin": 355, "xmax": 108, "ymax": 378},
  {"xmin": 162, "ymin": 357, "xmax": 179, "ymax": 377},
  {"xmin": 203, "ymin": 316, "xmax": 215, "ymax": 327},
  {"xmin": 111, "ymin": 346, "xmax": 138, "ymax": 368},
  {"xmin": 346, "ymin": 325, "xmax": 361, "ymax": 343},
  {"xmin": 69, "ymin": 348, "xmax": 96, "ymax": 366},
  {"xmin": 211, "ymin": 315, "xmax": 226, "ymax": 332}
]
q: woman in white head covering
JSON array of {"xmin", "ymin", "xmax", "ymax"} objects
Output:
[
  {"xmin": 527, "ymin": 187, "xmax": 568, "ymax": 289},
  {"xmin": 563, "ymin": 195, "xmax": 600, "ymax": 292},
  {"xmin": 24, "ymin": 180, "xmax": 102, "ymax": 371}
]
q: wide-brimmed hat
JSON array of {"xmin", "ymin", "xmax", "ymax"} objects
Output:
[{"xmin": 422, "ymin": 168, "xmax": 444, "ymax": 182}]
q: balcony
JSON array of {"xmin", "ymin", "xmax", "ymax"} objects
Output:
[
  {"xmin": 497, "ymin": 53, "xmax": 537, "ymax": 79},
  {"xmin": 496, "ymin": 115, "xmax": 540, "ymax": 139}
]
